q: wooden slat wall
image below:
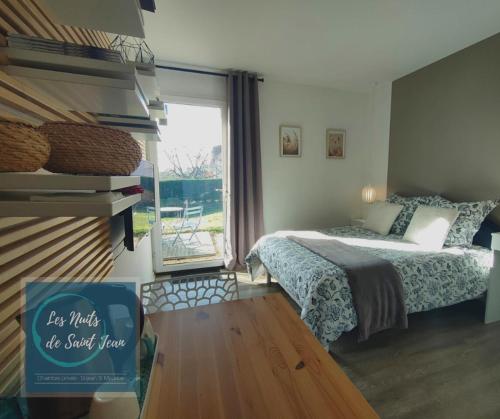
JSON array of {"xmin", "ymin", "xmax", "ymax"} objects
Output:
[
  {"xmin": 0, "ymin": 0, "xmax": 110, "ymax": 125},
  {"xmin": 0, "ymin": 217, "xmax": 113, "ymax": 395},
  {"xmin": 0, "ymin": 0, "xmax": 110, "ymax": 49},
  {"xmin": 0, "ymin": 1, "xmax": 115, "ymax": 396}
]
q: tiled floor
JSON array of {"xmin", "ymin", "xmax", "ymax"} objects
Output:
[{"xmin": 162, "ymin": 232, "xmax": 223, "ymax": 265}]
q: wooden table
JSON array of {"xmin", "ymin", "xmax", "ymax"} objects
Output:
[{"xmin": 144, "ymin": 294, "xmax": 378, "ymax": 419}]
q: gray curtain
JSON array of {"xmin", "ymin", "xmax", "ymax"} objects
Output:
[{"xmin": 225, "ymin": 71, "xmax": 264, "ymax": 270}]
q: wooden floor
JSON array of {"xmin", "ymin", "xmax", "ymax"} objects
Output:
[{"xmin": 236, "ymin": 273, "xmax": 500, "ymax": 419}]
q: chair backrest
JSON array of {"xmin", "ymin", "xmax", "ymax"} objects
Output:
[
  {"xmin": 183, "ymin": 205, "xmax": 203, "ymax": 220},
  {"xmin": 141, "ymin": 272, "xmax": 239, "ymax": 314},
  {"xmin": 146, "ymin": 206, "xmax": 156, "ymax": 224}
]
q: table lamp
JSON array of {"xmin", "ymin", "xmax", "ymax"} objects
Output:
[{"xmin": 362, "ymin": 185, "xmax": 376, "ymax": 204}]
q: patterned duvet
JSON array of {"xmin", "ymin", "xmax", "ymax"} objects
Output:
[{"xmin": 246, "ymin": 226, "xmax": 492, "ymax": 348}]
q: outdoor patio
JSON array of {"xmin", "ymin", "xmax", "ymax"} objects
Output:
[
  {"xmin": 162, "ymin": 231, "xmax": 223, "ymax": 260},
  {"xmin": 161, "ymin": 210, "xmax": 223, "ymax": 265}
]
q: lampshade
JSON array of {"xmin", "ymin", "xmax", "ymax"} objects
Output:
[{"xmin": 361, "ymin": 185, "xmax": 376, "ymax": 203}]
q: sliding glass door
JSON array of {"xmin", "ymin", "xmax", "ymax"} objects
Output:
[{"xmin": 151, "ymin": 100, "xmax": 226, "ymax": 272}]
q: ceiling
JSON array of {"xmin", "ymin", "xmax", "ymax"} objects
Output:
[{"xmin": 144, "ymin": 0, "xmax": 500, "ymax": 91}]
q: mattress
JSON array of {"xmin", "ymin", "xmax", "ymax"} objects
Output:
[{"xmin": 246, "ymin": 226, "xmax": 493, "ymax": 348}]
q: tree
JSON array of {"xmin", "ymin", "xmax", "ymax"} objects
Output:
[
  {"xmin": 163, "ymin": 148, "xmax": 210, "ymax": 179},
  {"xmin": 209, "ymin": 145, "xmax": 222, "ymax": 178}
]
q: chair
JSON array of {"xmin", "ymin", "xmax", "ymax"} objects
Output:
[
  {"xmin": 170, "ymin": 205, "xmax": 204, "ymax": 246},
  {"xmin": 141, "ymin": 272, "xmax": 239, "ymax": 314},
  {"xmin": 146, "ymin": 206, "xmax": 156, "ymax": 224}
]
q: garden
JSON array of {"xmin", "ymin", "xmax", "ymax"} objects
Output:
[{"xmin": 133, "ymin": 178, "xmax": 224, "ymax": 261}]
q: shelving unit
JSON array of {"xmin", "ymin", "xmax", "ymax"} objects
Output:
[
  {"xmin": 0, "ymin": 47, "xmax": 135, "ymax": 80},
  {"xmin": 0, "ymin": 0, "xmax": 157, "ymax": 399},
  {"xmin": 2, "ymin": 65, "xmax": 149, "ymax": 117},
  {"xmin": 0, "ymin": 44, "xmax": 156, "ymax": 117},
  {"xmin": 40, "ymin": 0, "xmax": 146, "ymax": 38}
]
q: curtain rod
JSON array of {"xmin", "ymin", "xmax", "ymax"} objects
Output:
[{"xmin": 155, "ymin": 64, "xmax": 264, "ymax": 82}]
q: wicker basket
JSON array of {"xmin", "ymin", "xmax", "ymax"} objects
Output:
[
  {"xmin": 0, "ymin": 120, "xmax": 51, "ymax": 172},
  {"xmin": 40, "ymin": 122, "xmax": 142, "ymax": 175}
]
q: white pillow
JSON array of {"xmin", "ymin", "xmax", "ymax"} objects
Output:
[
  {"xmin": 403, "ymin": 206, "xmax": 459, "ymax": 249},
  {"xmin": 363, "ymin": 202, "xmax": 404, "ymax": 235}
]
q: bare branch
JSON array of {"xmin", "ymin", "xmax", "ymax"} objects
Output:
[{"xmin": 163, "ymin": 148, "xmax": 212, "ymax": 179}]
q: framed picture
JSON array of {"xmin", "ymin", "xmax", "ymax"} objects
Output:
[
  {"xmin": 279, "ymin": 125, "xmax": 301, "ymax": 157},
  {"xmin": 326, "ymin": 129, "xmax": 346, "ymax": 159}
]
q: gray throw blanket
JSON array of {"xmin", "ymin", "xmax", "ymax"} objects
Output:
[{"xmin": 288, "ymin": 235, "xmax": 408, "ymax": 341}]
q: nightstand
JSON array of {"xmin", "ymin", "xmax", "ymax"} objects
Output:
[
  {"xmin": 485, "ymin": 232, "xmax": 500, "ymax": 324},
  {"xmin": 350, "ymin": 218, "xmax": 365, "ymax": 227}
]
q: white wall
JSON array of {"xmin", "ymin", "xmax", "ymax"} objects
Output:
[
  {"xmin": 259, "ymin": 80, "xmax": 390, "ymax": 233},
  {"xmin": 107, "ymin": 235, "xmax": 155, "ymax": 285},
  {"xmin": 155, "ymin": 68, "xmax": 391, "ymax": 234}
]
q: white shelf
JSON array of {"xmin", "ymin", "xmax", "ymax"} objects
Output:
[
  {"xmin": 0, "ymin": 47, "xmax": 135, "ymax": 80},
  {"xmin": 96, "ymin": 115, "xmax": 160, "ymax": 141},
  {"xmin": 40, "ymin": 0, "xmax": 145, "ymax": 38},
  {"xmin": 96, "ymin": 115, "xmax": 158, "ymax": 127},
  {"xmin": 0, "ymin": 173, "xmax": 141, "ymax": 191},
  {"xmin": 0, "ymin": 194, "xmax": 141, "ymax": 217},
  {"xmin": 2, "ymin": 65, "xmax": 149, "ymax": 117}
]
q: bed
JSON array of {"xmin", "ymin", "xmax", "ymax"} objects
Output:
[{"xmin": 246, "ymin": 226, "xmax": 493, "ymax": 349}]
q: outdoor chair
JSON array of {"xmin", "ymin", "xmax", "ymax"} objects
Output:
[
  {"xmin": 170, "ymin": 205, "xmax": 204, "ymax": 247},
  {"xmin": 140, "ymin": 272, "xmax": 239, "ymax": 314}
]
